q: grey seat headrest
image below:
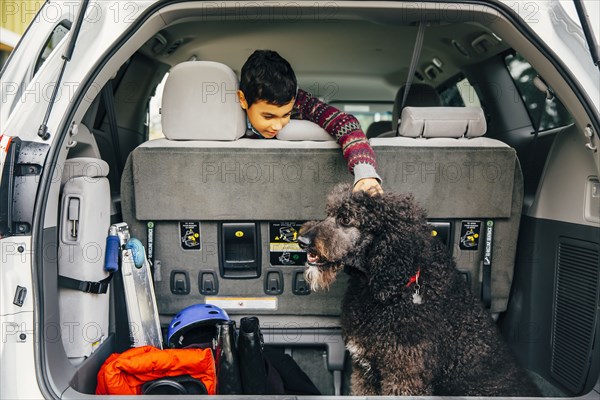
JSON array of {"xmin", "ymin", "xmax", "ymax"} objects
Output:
[
  {"xmin": 398, "ymin": 107, "xmax": 487, "ymax": 138},
  {"xmin": 161, "ymin": 61, "xmax": 246, "ymax": 141},
  {"xmin": 276, "ymin": 120, "xmax": 335, "ymax": 141},
  {"xmin": 392, "ymin": 83, "xmax": 442, "ymax": 132}
]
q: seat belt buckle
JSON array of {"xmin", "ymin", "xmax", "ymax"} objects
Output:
[
  {"xmin": 78, "ymin": 281, "xmax": 93, "ymax": 293},
  {"xmin": 78, "ymin": 281, "xmax": 108, "ymax": 294}
]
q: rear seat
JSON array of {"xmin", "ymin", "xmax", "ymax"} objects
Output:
[
  {"xmin": 122, "ymin": 60, "xmax": 351, "ymax": 316},
  {"xmin": 122, "ymin": 61, "xmax": 521, "ymax": 315},
  {"xmin": 120, "ymin": 61, "xmax": 521, "ymax": 393},
  {"xmin": 370, "ymin": 106, "xmax": 523, "ymax": 313}
]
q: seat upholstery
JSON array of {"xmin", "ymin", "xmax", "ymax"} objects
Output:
[{"xmin": 370, "ymin": 106, "xmax": 523, "ymax": 313}]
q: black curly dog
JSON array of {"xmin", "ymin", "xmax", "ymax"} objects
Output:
[{"xmin": 298, "ymin": 184, "xmax": 539, "ymax": 396}]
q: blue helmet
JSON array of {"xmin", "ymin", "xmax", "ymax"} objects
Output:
[{"xmin": 167, "ymin": 304, "xmax": 229, "ymax": 348}]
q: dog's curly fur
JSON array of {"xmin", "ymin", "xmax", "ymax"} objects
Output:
[{"xmin": 299, "ymin": 184, "xmax": 539, "ymax": 396}]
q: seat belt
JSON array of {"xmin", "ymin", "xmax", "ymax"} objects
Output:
[
  {"xmin": 481, "ymin": 220, "xmax": 494, "ymax": 308},
  {"xmin": 397, "ymin": 22, "xmax": 426, "ymax": 136},
  {"xmin": 102, "ymin": 80, "xmax": 124, "ymax": 176},
  {"xmin": 524, "ymin": 76, "xmax": 553, "ymax": 192}
]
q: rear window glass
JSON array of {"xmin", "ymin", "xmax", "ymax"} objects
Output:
[
  {"xmin": 148, "ymin": 73, "xmax": 168, "ymax": 140},
  {"xmin": 505, "ymin": 53, "xmax": 573, "ymax": 131},
  {"xmin": 338, "ymin": 103, "xmax": 393, "ymax": 134},
  {"xmin": 439, "ymin": 76, "xmax": 481, "ymax": 107},
  {"xmin": 34, "ymin": 21, "xmax": 70, "ymax": 75}
]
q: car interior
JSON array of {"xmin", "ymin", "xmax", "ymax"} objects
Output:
[{"xmin": 32, "ymin": 2, "xmax": 599, "ymax": 398}]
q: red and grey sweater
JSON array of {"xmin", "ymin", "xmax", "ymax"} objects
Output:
[
  {"xmin": 245, "ymin": 89, "xmax": 381, "ymax": 184},
  {"xmin": 292, "ymin": 89, "xmax": 381, "ymax": 184}
]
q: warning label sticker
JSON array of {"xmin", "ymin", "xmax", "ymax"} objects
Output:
[
  {"xmin": 483, "ymin": 220, "xmax": 494, "ymax": 265},
  {"xmin": 459, "ymin": 220, "xmax": 481, "ymax": 251},
  {"xmin": 269, "ymin": 222, "xmax": 307, "ymax": 266},
  {"xmin": 180, "ymin": 221, "xmax": 201, "ymax": 251}
]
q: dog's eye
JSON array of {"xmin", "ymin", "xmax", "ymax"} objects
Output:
[{"xmin": 338, "ymin": 216, "xmax": 352, "ymax": 227}]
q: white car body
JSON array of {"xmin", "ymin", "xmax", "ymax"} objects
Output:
[{"xmin": 1, "ymin": 1, "xmax": 598, "ymax": 398}]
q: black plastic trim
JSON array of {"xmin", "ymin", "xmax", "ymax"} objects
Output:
[
  {"xmin": 292, "ymin": 269, "xmax": 310, "ymax": 296},
  {"xmin": 264, "ymin": 269, "xmax": 284, "ymax": 295},
  {"xmin": 0, "ymin": 137, "xmax": 20, "ymax": 237},
  {"xmin": 198, "ymin": 270, "xmax": 219, "ymax": 295},
  {"xmin": 170, "ymin": 270, "xmax": 190, "ymax": 295},
  {"xmin": 218, "ymin": 222, "xmax": 262, "ymax": 279},
  {"xmin": 501, "ymin": 216, "xmax": 600, "ymax": 396}
]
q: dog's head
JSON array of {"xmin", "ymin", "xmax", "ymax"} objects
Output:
[
  {"xmin": 297, "ymin": 183, "xmax": 371, "ymax": 291},
  {"xmin": 298, "ymin": 183, "xmax": 429, "ymax": 297}
]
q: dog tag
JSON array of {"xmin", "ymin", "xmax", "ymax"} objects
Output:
[{"xmin": 412, "ymin": 292, "xmax": 423, "ymax": 304}]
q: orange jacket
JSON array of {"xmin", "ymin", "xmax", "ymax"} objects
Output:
[{"xmin": 96, "ymin": 346, "xmax": 216, "ymax": 395}]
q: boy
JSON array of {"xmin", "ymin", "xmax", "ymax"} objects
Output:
[{"xmin": 237, "ymin": 50, "xmax": 383, "ymax": 195}]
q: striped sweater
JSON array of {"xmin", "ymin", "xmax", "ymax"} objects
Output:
[{"xmin": 291, "ymin": 89, "xmax": 381, "ymax": 184}]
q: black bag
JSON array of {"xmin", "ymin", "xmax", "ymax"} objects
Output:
[{"xmin": 264, "ymin": 348, "xmax": 321, "ymax": 395}]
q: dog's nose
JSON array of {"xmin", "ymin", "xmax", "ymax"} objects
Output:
[{"xmin": 297, "ymin": 235, "xmax": 311, "ymax": 249}]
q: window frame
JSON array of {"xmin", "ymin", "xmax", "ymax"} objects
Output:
[
  {"xmin": 32, "ymin": 19, "xmax": 72, "ymax": 78},
  {"xmin": 504, "ymin": 51, "xmax": 574, "ymax": 133}
]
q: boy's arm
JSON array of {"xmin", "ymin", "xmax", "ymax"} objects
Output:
[{"xmin": 292, "ymin": 89, "xmax": 382, "ymax": 186}]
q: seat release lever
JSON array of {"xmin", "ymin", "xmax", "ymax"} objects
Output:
[{"xmin": 68, "ymin": 198, "xmax": 80, "ymax": 239}]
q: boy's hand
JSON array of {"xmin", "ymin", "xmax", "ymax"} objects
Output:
[{"xmin": 353, "ymin": 178, "xmax": 384, "ymax": 196}]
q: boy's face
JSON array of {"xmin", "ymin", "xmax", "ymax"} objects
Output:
[{"xmin": 238, "ymin": 90, "xmax": 294, "ymax": 139}]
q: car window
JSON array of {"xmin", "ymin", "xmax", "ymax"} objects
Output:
[
  {"xmin": 1, "ymin": 19, "xmax": 71, "ymax": 125},
  {"xmin": 505, "ymin": 53, "xmax": 573, "ymax": 131},
  {"xmin": 34, "ymin": 21, "xmax": 71, "ymax": 76},
  {"xmin": 148, "ymin": 73, "xmax": 168, "ymax": 140},
  {"xmin": 439, "ymin": 76, "xmax": 481, "ymax": 107},
  {"xmin": 340, "ymin": 103, "xmax": 393, "ymax": 133}
]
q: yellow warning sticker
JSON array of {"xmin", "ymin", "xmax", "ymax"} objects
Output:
[{"xmin": 268, "ymin": 221, "xmax": 307, "ymax": 266}]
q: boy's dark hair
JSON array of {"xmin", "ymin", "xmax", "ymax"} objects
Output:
[{"xmin": 239, "ymin": 50, "xmax": 297, "ymax": 106}]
